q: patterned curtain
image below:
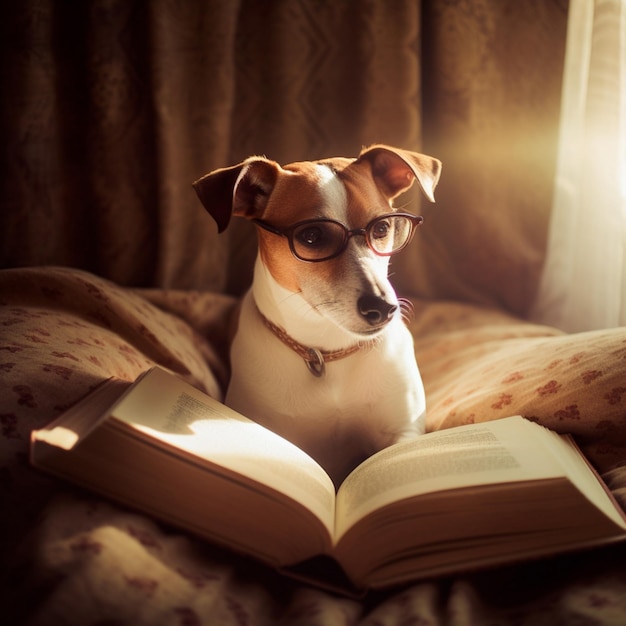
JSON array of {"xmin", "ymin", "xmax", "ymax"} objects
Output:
[
  {"xmin": 0, "ymin": 0, "xmax": 568, "ymax": 318},
  {"xmin": 398, "ymin": 0, "xmax": 568, "ymax": 317}
]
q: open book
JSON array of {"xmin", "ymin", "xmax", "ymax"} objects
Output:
[{"xmin": 31, "ymin": 367, "xmax": 626, "ymax": 595}]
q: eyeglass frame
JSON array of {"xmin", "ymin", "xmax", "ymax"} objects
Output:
[{"xmin": 252, "ymin": 212, "xmax": 424, "ymax": 263}]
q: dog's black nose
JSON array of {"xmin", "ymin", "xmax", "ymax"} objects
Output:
[{"xmin": 358, "ymin": 295, "xmax": 398, "ymax": 326}]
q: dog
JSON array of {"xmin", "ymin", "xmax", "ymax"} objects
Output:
[{"xmin": 193, "ymin": 144, "xmax": 441, "ymax": 485}]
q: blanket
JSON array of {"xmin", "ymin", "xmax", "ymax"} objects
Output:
[{"xmin": 2, "ymin": 266, "xmax": 626, "ymax": 625}]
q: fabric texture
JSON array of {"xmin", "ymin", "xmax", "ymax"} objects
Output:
[
  {"xmin": 394, "ymin": 0, "xmax": 568, "ymax": 317},
  {"xmin": 412, "ymin": 301, "xmax": 626, "ymax": 472},
  {"xmin": 531, "ymin": 0, "xmax": 626, "ymax": 331},
  {"xmin": 0, "ymin": 0, "xmax": 568, "ymax": 318},
  {"xmin": 2, "ymin": 265, "xmax": 626, "ymax": 625}
]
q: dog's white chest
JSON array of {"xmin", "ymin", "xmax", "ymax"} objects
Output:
[{"xmin": 226, "ymin": 291, "xmax": 425, "ymax": 485}]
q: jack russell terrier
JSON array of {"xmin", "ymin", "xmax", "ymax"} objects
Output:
[{"xmin": 193, "ymin": 144, "xmax": 441, "ymax": 485}]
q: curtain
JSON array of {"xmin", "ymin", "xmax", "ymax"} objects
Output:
[
  {"xmin": 0, "ymin": 0, "xmax": 423, "ymax": 293},
  {"xmin": 0, "ymin": 0, "xmax": 568, "ymax": 320},
  {"xmin": 531, "ymin": 0, "xmax": 626, "ymax": 332},
  {"xmin": 395, "ymin": 0, "xmax": 567, "ymax": 317}
]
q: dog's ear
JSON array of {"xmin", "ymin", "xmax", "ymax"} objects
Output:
[
  {"xmin": 193, "ymin": 157, "xmax": 280, "ymax": 233},
  {"xmin": 193, "ymin": 164, "xmax": 243, "ymax": 233},
  {"xmin": 357, "ymin": 144, "xmax": 442, "ymax": 203}
]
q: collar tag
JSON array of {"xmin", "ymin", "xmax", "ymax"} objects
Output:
[{"xmin": 305, "ymin": 348, "xmax": 325, "ymax": 377}]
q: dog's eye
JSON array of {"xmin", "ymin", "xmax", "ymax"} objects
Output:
[
  {"xmin": 291, "ymin": 222, "xmax": 345, "ymax": 261},
  {"xmin": 296, "ymin": 225, "xmax": 326, "ymax": 247},
  {"xmin": 371, "ymin": 220, "xmax": 392, "ymax": 240}
]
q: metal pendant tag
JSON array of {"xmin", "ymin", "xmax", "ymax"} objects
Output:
[{"xmin": 305, "ymin": 348, "xmax": 325, "ymax": 377}]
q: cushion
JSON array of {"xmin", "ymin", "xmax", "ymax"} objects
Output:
[
  {"xmin": 411, "ymin": 300, "xmax": 626, "ymax": 472},
  {"xmin": 0, "ymin": 266, "xmax": 234, "ymax": 565}
]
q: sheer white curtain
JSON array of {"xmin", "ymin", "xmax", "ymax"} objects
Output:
[{"xmin": 531, "ymin": 0, "xmax": 626, "ymax": 332}]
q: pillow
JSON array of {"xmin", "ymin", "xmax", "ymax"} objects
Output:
[
  {"xmin": 0, "ymin": 266, "xmax": 227, "ymax": 563},
  {"xmin": 410, "ymin": 300, "xmax": 626, "ymax": 472}
]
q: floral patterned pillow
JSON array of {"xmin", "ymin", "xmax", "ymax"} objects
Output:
[
  {"xmin": 0, "ymin": 266, "xmax": 227, "ymax": 563},
  {"xmin": 411, "ymin": 300, "xmax": 626, "ymax": 472}
]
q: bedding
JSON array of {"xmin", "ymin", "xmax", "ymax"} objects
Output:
[{"xmin": 2, "ymin": 265, "xmax": 626, "ymax": 625}]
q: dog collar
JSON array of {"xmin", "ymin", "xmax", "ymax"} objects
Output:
[{"xmin": 255, "ymin": 306, "xmax": 373, "ymax": 377}]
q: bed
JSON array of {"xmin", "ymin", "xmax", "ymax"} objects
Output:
[{"xmin": 2, "ymin": 264, "xmax": 626, "ymax": 625}]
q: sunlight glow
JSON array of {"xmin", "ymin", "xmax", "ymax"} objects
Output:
[{"xmin": 34, "ymin": 426, "xmax": 79, "ymax": 450}]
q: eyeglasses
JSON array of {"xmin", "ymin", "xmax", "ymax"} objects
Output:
[{"xmin": 253, "ymin": 212, "xmax": 424, "ymax": 262}]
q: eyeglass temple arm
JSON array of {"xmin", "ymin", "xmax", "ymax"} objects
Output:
[{"xmin": 252, "ymin": 219, "xmax": 286, "ymax": 237}]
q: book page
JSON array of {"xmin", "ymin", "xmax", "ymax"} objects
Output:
[
  {"xmin": 110, "ymin": 368, "xmax": 336, "ymax": 530},
  {"xmin": 538, "ymin": 429, "xmax": 626, "ymax": 528},
  {"xmin": 335, "ymin": 416, "xmax": 568, "ymax": 540}
]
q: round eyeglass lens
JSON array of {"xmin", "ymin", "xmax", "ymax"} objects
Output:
[
  {"xmin": 292, "ymin": 221, "xmax": 346, "ymax": 260},
  {"xmin": 368, "ymin": 215, "xmax": 412, "ymax": 254}
]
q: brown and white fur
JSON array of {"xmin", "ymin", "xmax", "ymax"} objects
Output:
[{"xmin": 193, "ymin": 144, "xmax": 441, "ymax": 485}]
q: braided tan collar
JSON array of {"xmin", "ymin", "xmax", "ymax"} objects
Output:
[{"xmin": 255, "ymin": 305, "xmax": 374, "ymax": 377}]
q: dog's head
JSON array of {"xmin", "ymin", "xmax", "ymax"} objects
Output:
[{"xmin": 193, "ymin": 145, "xmax": 441, "ymax": 337}]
